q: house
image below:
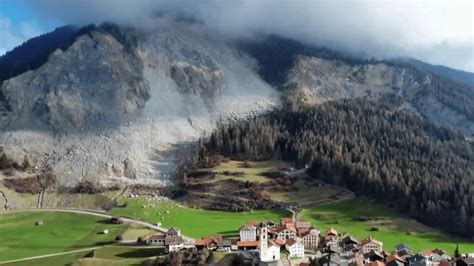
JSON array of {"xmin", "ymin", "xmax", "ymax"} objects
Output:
[
  {"xmin": 366, "ymin": 250, "xmax": 385, "ymax": 262},
  {"xmin": 166, "ymin": 227, "xmax": 181, "ymax": 237},
  {"xmin": 286, "ymin": 237, "xmax": 305, "ymax": 258},
  {"xmin": 386, "ymin": 254, "xmax": 406, "ymax": 266},
  {"xmin": 259, "ymin": 227, "xmax": 281, "ymax": 262},
  {"xmin": 421, "ymin": 249, "xmax": 451, "ymax": 262},
  {"xmin": 274, "ymin": 237, "xmax": 286, "ymax": 247},
  {"xmin": 281, "ymin": 217, "xmax": 294, "ymax": 225},
  {"xmin": 320, "ymin": 253, "xmax": 341, "ymax": 266},
  {"xmin": 457, "ymin": 258, "xmax": 474, "ymax": 266},
  {"xmin": 407, "ymin": 253, "xmax": 434, "ymax": 266},
  {"xmin": 165, "ymin": 236, "xmax": 185, "ymax": 252},
  {"xmin": 325, "ymin": 228, "xmax": 339, "ymax": 241},
  {"xmin": 296, "ymin": 221, "xmax": 312, "ymax": 230},
  {"xmin": 275, "ymin": 223, "xmax": 297, "ymax": 240},
  {"xmin": 342, "ymin": 235, "xmax": 359, "ymax": 251},
  {"xmin": 360, "ymin": 236, "xmax": 383, "ymax": 253},
  {"xmin": 325, "ymin": 238, "xmax": 339, "ymax": 248},
  {"xmin": 195, "ymin": 235, "xmax": 223, "ymax": 250},
  {"xmin": 396, "ymin": 243, "xmax": 413, "ymax": 257},
  {"xmin": 348, "ymin": 253, "xmax": 365, "ymax": 266},
  {"xmin": 237, "ymin": 240, "xmax": 259, "ymax": 250},
  {"xmin": 301, "ymin": 228, "xmax": 320, "ymax": 249},
  {"xmin": 216, "ymin": 240, "xmax": 232, "ymax": 252},
  {"xmin": 145, "ymin": 234, "xmax": 165, "ymax": 245},
  {"xmin": 240, "ymin": 224, "xmax": 257, "ymax": 241}
]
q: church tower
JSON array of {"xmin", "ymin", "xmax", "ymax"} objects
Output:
[{"xmin": 259, "ymin": 227, "xmax": 268, "ymax": 261}]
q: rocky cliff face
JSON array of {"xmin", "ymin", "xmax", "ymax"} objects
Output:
[
  {"xmin": 0, "ymin": 20, "xmax": 277, "ymax": 185},
  {"xmin": 284, "ymin": 56, "xmax": 474, "ymax": 135},
  {"xmin": 1, "ymin": 21, "xmax": 472, "ymax": 186}
]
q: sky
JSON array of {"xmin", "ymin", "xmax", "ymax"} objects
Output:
[{"xmin": 0, "ymin": 0, "xmax": 473, "ymax": 72}]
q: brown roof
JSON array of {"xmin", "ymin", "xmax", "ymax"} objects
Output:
[
  {"xmin": 386, "ymin": 254, "xmax": 406, "ymax": 263},
  {"xmin": 326, "ymin": 227, "xmax": 338, "ymax": 236},
  {"xmin": 365, "ymin": 260, "xmax": 386, "ymax": 266},
  {"xmin": 296, "ymin": 221, "xmax": 312, "ymax": 229},
  {"xmin": 420, "ymin": 248, "xmax": 448, "ymax": 256},
  {"xmin": 146, "ymin": 234, "xmax": 165, "ymax": 240},
  {"xmin": 438, "ymin": 260, "xmax": 450, "ymax": 266},
  {"xmin": 165, "ymin": 236, "xmax": 184, "ymax": 245},
  {"xmin": 195, "ymin": 235, "xmax": 223, "ymax": 246},
  {"xmin": 298, "ymin": 227, "xmax": 311, "ymax": 236},
  {"xmin": 281, "ymin": 217, "xmax": 293, "ymax": 224},
  {"xmin": 360, "ymin": 236, "xmax": 382, "ymax": 246},
  {"xmin": 274, "ymin": 237, "xmax": 286, "ymax": 246},
  {"xmin": 285, "ymin": 237, "xmax": 301, "ymax": 247},
  {"xmin": 240, "ymin": 224, "xmax": 256, "ymax": 231},
  {"xmin": 237, "ymin": 240, "xmax": 259, "ymax": 247},
  {"xmin": 275, "ymin": 223, "xmax": 297, "ymax": 233}
]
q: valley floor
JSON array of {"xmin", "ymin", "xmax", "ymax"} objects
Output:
[{"xmin": 0, "ymin": 159, "xmax": 473, "ymax": 265}]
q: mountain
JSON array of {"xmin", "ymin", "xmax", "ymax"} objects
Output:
[
  {"xmin": 242, "ymin": 36, "xmax": 474, "ymax": 136},
  {"xmin": 0, "ymin": 19, "xmax": 277, "ymax": 185},
  {"xmin": 0, "ymin": 20, "xmax": 472, "ymax": 186},
  {"xmin": 0, "ymin": 25, "xmax": 79, "ymax": 82},
  {"xmin": 394, "ymin": 57, "xmax": 474, "ymax": 86}
]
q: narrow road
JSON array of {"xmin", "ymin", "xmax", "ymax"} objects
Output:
[
  {"xmin": 0, "ymin": 246, "xmax": 98, "ymax": 265},
  {"xmin": 1, "ymin": 208, "xmax": 194, "ymax": 243}
]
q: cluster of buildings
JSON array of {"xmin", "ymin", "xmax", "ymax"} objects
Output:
[{"xmin": 142, "ymin": 217, "xmax": 472, "ymax": 266}]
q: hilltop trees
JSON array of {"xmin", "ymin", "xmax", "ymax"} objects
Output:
[{"xmin": 206, "ymin": 97, "xmax": 474, "ymax": 238}]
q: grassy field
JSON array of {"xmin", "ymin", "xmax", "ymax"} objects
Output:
[
  {"xmin": 2, "ymin": 250, "xmax": 92, "ymax": 266},
  {"xmin": 0, "ymin": 211, "xmax": 129, "ymax": 262},
  {"xmin": 202, "ymin": 160, "xmax": 290, "ymax": 183},
  {"xmin": 301, "ymin": 198, "xmax": 474, "ymax": 253},
  {"xmin": 110, "ymin": 197, "xmax": 290, "ymax": 238}
]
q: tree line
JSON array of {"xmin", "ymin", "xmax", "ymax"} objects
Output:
[{"xmin": 205, "ymin": 96, "xmax": 474, "ymax": 238}]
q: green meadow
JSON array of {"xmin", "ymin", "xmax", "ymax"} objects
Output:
[
  {"xmin": 301, "ymin": 198, "xmax": 474, "ymax": 253},
  {"xmin": 109, "ymin": 197, "xmax": 290, "ymax": 239},
  {"xmin": 0, "ymin": 211, "xmax": 128, "ymax": 262}
]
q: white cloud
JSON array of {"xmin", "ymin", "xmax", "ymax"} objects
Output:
[
  {"xmin": 16, "ymin": 0, "xmax": 474, "ymax": 71},
  {"xmin": 0, "ymin": 16, "xmax": 42, "ymax": 56}
]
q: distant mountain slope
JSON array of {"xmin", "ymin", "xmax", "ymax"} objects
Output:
[
  {"xmin": 394, "ymin": 57, "xmax": 474, "ymax": 86},
  {"xmin": 242, "ymin": 36, "xmax": 474, "ymax": 136},
  {"xmin": 0, "ymin": 25, "xmax": 78, "ymax": 82}
]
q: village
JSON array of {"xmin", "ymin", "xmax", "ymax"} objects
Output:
[{"xmin": 133, "ymin": 214, "xmax": 474, "ymax": 266}]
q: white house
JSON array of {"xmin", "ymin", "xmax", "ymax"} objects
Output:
[
  {"xmin": 145, "ymin": 234, "xmax": 166, "ymax": 246},
  {"xmin": 166, "ymin": 227, "xmax": 181, "ymax": 237},
  {"xmin": 240, "ymin": 224, "xmax": 257, "ymax": 241},
  {"xmin": 165, "ymin": 236, "xmax": 185, "ymax": 252},
  {"xmin": 301, "ymin": 228, "xmax": 320, "ymax": 249},
  {"xmin": 275, "ymin": 223, "xmax": 297, "ymax": 240},
  {"xmin": 259, "ymin": 227, "xmax": 280, "ymax": 262},
  {"xmin": 285, "ymin": 237, "xmax": 305, "ymax": 258}
]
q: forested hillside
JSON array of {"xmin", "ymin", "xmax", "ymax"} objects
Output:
[{"xmin": 206, "ymin": 96, "xmax": 474, "ymax": 238}]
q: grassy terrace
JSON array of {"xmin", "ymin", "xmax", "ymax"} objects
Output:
[
  {"xmin": 301, "ymin": 198, "xmax": 474, "ymax": 252},
  {"xmin": 0, "ymin": 211, "xmax": 129, "ymax": 262},
  {"xmin": 109, "ymin": 197, "xmax": 290, "ymax": 239}
]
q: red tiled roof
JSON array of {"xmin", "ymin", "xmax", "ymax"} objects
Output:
[
  {"xmin": 360, "ymin": 236, "xmax": 382, "ymax": 246},
  {"xmin": 237, "ymin": 240, "xmax": 259, "ymax": 247},
  {"xmin": 274, "ymin": 238, "xmax": 286, "ymax": 246},
  {"xmin": 298, "ymin": 227, "xmax": 310, "ymax": 236},
  {"xmin": 275, "ymin": 223, "xmax": 297, "ymax": 233},
  {"xmin": 195, "ymin": 235, "xmax": 223, "ymax": 246},
  {"xmin": 286, "ymin": 238, "xmax": 300, "ymax": 246},
  {"xmin": 420, "ymin": 248, "xmax": 448, "ymax": 256},
  {"xmin": 281, "ymin": 217, "xmax": 293, "ymax": 224}
]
